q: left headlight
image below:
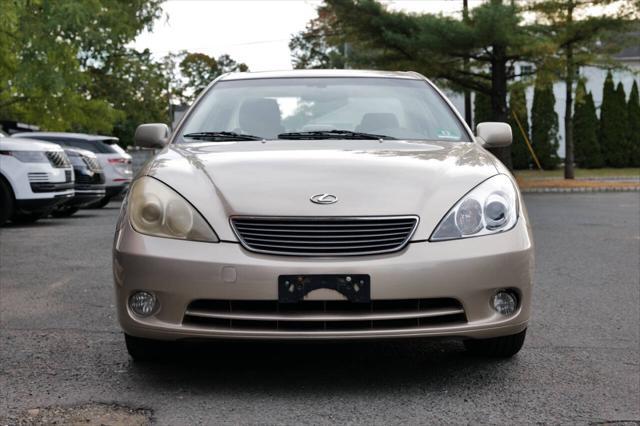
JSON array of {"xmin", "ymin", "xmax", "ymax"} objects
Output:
[
  {"xmin": 430, "ymin": 174, "xmax": 518, "ymax": 241},
  {"xmin": 128, "ymin": 176, "xmax": 219, "ymax": 242},
  {"xmin": 0, "ymin": 150, "xmax": 49, "ymax": 163}
]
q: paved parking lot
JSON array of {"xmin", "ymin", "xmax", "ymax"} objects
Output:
[{"xmin": 1, "ymin": 193, "xmax": 639, "ymax": 424}]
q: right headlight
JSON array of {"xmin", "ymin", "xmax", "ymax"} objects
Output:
[
  {"xmin": 128, "ymin": 176, "xmax": 219, "ymax": 242},
  {"xmin": 430, "ymin": 174, "xmax": 519, "ymax": 241}
]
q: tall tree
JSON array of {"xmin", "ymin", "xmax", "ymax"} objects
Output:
[
  {"xmin": 530, "ymin": 0, "xmax": 637, "ymax": 178},
  {"xmin": 0, "ymin": 0, "xmax": 163, "ymax": 132},
  {"xmin": 508, "ymin": 84, "xmax": 531, "ymax": 170},
  {"xmin": 473, "ymin": 93, "xmax": 493, "ymax": 127},
  {"xmin": 531, "ymin": 78, "xmax": 560, "ymax": 170},
  {"xmin": 170, "ymin": 52, "xmax": 248, "ymax": 104},
  {"xmin": 628, "ymin": 81, "xmax": 640, "ymax": 167},
  {"xmin": 86, "ymin": 49, "xmax": 171, "ymax": 146},
  {"xmin": 599, "ymin": 72, "xmax": 629, "ymax": 167},
  {"xmin": 573, "ymin": 81, "xmax": 602, "ymax": 168},
  {"xmin": 308, "ymin": 0, "xmax": 548, "ymax": 168},
  {"xmin": 289, "ymin": 5, "xmax": 348, "ymax": 69}
]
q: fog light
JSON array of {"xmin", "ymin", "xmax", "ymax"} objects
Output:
[
  {"xmin": 129, "ymin": 291, "xmax": 156, "ymax": 316},
  {"xmin": 492, "ymin": 291, "xmax": 518, "ymax": 315}
]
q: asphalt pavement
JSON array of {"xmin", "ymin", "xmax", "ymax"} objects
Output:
[{"xmin": 1, "ymin": 193, "xmax": 639, "ymax": 425}]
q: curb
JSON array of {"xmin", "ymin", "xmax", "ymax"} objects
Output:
[{"xmin": 522, "ymin": 186, "xmax": 640, "ymax": 193}]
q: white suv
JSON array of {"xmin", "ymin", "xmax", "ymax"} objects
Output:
[
  {"xmin": 0, "ymin": 137, "xmax": 74, "ymax": 224},
  {"xmin": 13, "ymin": 132, "xmax": 132, "ymax": 207}
]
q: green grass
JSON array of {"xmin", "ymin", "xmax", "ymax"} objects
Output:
[{"xmin": 515, "ymin": 168, "xmax": 640, "ymax": 179}]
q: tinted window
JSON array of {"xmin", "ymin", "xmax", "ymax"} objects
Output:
[{"xmin": 180, "ymin": 77, "xmax": 470, "ymax": 142}]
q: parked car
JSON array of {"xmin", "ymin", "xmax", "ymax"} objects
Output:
[
  {"xmin": 0, "ymin": 137, "xmax": 74, "ymax": 225},
  {"xmin": 12, "ymin": 132, "xmax": 132, "ymax": 207},
  {"xmin": 51, "ymin": 147, "xmax": 106, "ymax": 217},
  {"xmin": 114, "ymin": 70, "xmax": 533, "ymax": 361}
]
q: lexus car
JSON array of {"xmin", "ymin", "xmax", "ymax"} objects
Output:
[{"xmin": 113, "ymin": 70, "xmax": 534, "ymax": 361}]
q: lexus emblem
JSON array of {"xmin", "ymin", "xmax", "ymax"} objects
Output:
[{"xmin": 310, "ymin": 193, "xmax": 338, "ymax": 204}]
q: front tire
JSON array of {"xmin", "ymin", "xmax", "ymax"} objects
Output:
[
  {"xmin": 124, "ymin": 333, "xmax": 172, "ymax": 362},
  {"xmin": 0, "ymin": 178, "xmax": 13, "ymax": 226},
  {"xmin": 11, "ymin": 212, "xmax": 44, "ymax": 224},
  {"xmin": 464, "ymin": 328, "xmax": 527, "ymax": 358}
]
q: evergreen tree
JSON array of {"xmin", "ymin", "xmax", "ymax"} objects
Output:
[
  {"xmin": 531, "ymin": 79, "xmax": 561, "ymax": 170},
  {"xmin": 473, "ymin": 93, "xmax": 493, "ymax": 128},
  {"xmin": 628, "ymin": 81, "xmax": 640, "ymax": 167},
  {"xmin": 573, "ymin": 81, "xmax": 603, "ymax": 168},
  {"xmin": 508, "ymin": 84, "xmax": 531, "ymax": 169},
  {"xmin": 599, "ymin": 72, "xmax": 629, "ymax": 167}
]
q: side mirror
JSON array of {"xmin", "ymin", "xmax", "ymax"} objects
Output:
[
  {"xmin": 134, "ymin": 123, "xmax": 170, "ymax": 149},
  {"xmin": 476, "ymin": 122, "xmax": 512, "ymax": 148}
]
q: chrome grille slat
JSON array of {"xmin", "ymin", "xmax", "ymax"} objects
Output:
[
  {"xmin": 27, "ymin": 172, "xmax": 49, "ymax": 182},
  {"xmin": 237, "ymin": 230, "xmax": 412, "ymax": 239},
  {"xmin": 185, "ymin": 307, "xmax": 465, "ymax": 322},
  {"xmin": 232, "ymin": 216, "xmax": 418, "ymax": 256},
  {"xmin": 183, "ymin": 298, "xmax": 467, "ymax": 332},
  {"xmin": 233, "ymin": 221, "xmax": 416, "ymax": 228},
  {"xmin": 233, "ymin": 226, "xmax": 415, "ymax": 234},
  {"xmin": 243, "ymin": 236, "xmax": 406, "ymax": 245}
]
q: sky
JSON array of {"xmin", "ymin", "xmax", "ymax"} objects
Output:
[{"xmin": 132, "ymin": 0, "xmax": 484, "ymax": 71}]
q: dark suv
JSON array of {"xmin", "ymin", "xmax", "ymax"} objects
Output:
[{"xmin": 52, "ymin": 148, "xmax": 106, "ymax": 217}]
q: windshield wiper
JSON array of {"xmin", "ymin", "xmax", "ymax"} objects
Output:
[
  {"xmin": 183, "ymin": 131, "xmax": 264, "ymax": 141},
  {"xmin": 278, "ymin": 130, "xmax": 395, "ymax": 140}
]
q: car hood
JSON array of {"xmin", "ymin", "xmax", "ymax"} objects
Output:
[
  {"xmin": 144, "ymin": 140, "xmax": 500, "ymax": 241},
  {"xmin": 0, "ymin": 137, "xmax": 64, "ymax": 151}
]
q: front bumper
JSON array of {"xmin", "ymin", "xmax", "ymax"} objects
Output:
[
  {"xmin": 66, "ymin": 186, "xmax": 107, "ymax": 207},
  {"xmin": 15, "ymin": 193, "xmax": 74, "ymax": 214},
  {"xmin": 113, "ymin": 219, "xmax": 533, "ymax": 341}
]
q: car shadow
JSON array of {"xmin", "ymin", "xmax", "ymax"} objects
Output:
[{"xmin": 125, "ymin": 339, "xmax": 517, "ymax": 394}]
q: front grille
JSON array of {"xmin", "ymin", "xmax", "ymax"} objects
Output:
[
  {"xmin": 231, "ymin": 216, "xmax": 419, "ymax": 256},
  {"xmin": 183, "ymin": 298, "xmax": 466, "ymax": 332},
  {"xmin": 75, "ymin": 171, "xmax": 105, "ymax": 185},
  {"xmin": 82, "ymin": 156, "xmax": 101, "ymax": 171},
  {"xmin": 46, "ymin": 151, "xmax": 70, "ymax": 168}
]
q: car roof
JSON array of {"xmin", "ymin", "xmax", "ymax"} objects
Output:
[
  {"xmin": 12, "ymin": 132, "xmax": 118, "ymax": 142},
  {"xmin": 219, "ymin": 69, "xmax": 424, "ymax": 81}
]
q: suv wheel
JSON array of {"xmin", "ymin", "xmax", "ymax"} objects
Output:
[
  {"xmin": 464, "ymin": 328, "xmax": 527, "ymax": 358},
  {"xmin": 11, "ymin": 212, "xmax": 44, "ymax": 224},
  {"xmin": 0, "ymin": 178, "xmax": 13, "ymax": 226},
  {"xmin": 124, "ymin": 334, "xmax": 172, "ymax": 362}
]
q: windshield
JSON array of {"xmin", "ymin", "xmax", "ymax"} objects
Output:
[{"xmin": 179, "ymin": 77, "xmax": 470, "ymax": 142}]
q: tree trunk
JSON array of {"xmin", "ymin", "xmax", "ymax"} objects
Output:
[
  {"xmin": 462, "ymin": 0, "xmax": 472, "ymax": 127},
  {"xmin": 564, "ymin": 3, "xmax": 575, "ymax": 179},
  {"xmin": 489, "ymin": 44, "xmax": 513, "ymax": 170}
]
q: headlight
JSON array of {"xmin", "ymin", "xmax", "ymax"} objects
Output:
[
  {"xmin": 430, "ymin": 174, "xmax": 518, "ymax": 241},
  {"xmin": 0, "ymin": 150, "xmax": 49, "ymax": 163},
  {"xmin": 128, "ymin": 176, "xmax": 219, "ymax": 242}
]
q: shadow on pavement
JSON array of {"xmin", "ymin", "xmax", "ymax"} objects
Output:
[{"xmin": 125, "ymin": 339, "xmax": 517, "ymax": 394}]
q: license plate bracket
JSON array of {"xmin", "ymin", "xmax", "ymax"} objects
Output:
[{"xmin": 278, "ymin": 275, "xmax": 370, "ymax": 303}]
